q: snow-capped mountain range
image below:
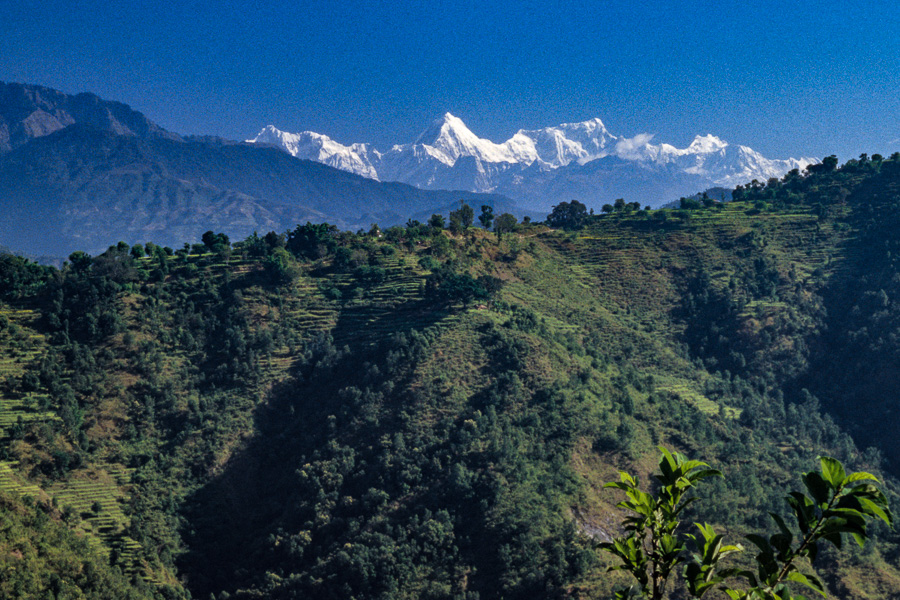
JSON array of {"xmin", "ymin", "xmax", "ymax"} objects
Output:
[{"xmin": 249, "ymin": 114, "xmax": 816, "ymax": 209}]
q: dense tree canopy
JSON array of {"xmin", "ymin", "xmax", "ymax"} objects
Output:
[{"xmin": 547, "ymin": 200, "xmax": 588, "ymax": 229}]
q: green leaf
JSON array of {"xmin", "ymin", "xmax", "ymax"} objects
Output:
[
  {"xmin": 746, "ymin": 533, "xmax": 773, "ymax": 555},
  {"xmin": 681, "ymin": 459, "xmax": 709, "ymax": 472},
  {"xmin": 769, "ymin": 512, "xmax": 793, "ymax": 539},
  {"xmin": 786, "ymin": 571, "xmax": 826, "ymax": 596},
  {"xmin": 619, "ymin": 470, "xmax": 638, "ymax": 486},
  {"xmin": 787, "ymin": 492, "xmax": 813, "ymax": 534},
  {"xmin": 730, "ymin": 568, "xmax": 759, "ymax": 588},
  {"xmin": 695, "ymin": 522, "xmax": 716, "ymax": 543},
  {"xmin": 819, "ymin": 517, "xmax": 867, "ymax": 537},
  {"xmin": 846, "ymin": 471, "xmax": 880, "ymax": 484},
  {"xmin": 605, "ymin": 481, "xmax": 632, "ymax": 491},
  {"xmin": 806, "ymin": 540, "xmax": 819, "ymax": 563},
  {"xmin": 674, "ymin": 496, "xmax": 701, "ymax": 517},
  {"xmin": 659, "ymin": 446, "xmax": 677, "ymax": 480},
  {"xmin": 857, "ymin": 496, "xmax": 893, "ymax": 525},
  {"xmin": 770, "ymin": 532, "xmax": 792, "ymax": 557},
  {"xmin": 824, "ymin": 507, "xmax": 866, "ymax": 522},
  {"xmin": 675, "ymin": 475, "xmax": 693, "ymax": 490},
  {"xmin": 802, "ymin": 472, "xmax": 830, "ymax": 505},
  {"xmin": 818, "ymin": 456, "xmax": 846, "ymax": 489},
  {"xmin": 689, "ymin": 468, "xmax": 723, "ymax": 482}
]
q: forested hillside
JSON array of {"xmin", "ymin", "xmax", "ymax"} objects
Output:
[{"xmin": 2, "ymin": 154, "xmax": 900, "ymax": 599}]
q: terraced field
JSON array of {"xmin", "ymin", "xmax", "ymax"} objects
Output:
[
  {"xmin": 655, "ymin": 378, "xmax": 741, "ymax": 419},
  {"xmin": 0, "ymin": 307, "xmax": 59, "ymax": 437},
  {"xmin": 331, "ymin": 257, "xmax": 431, "ymax": 347},
  {"xmin": 46, "ymin": 466, "xmax": 145, "ymax": 576},
  {"xmin": 0, "ymin": 460, "xmax": 44, "ymax": 498},
  {"xmin": 535, "ymin": 205, "xmax": 852, "ymax": 334},
  {"xmin": 0, "ymin": 307, "xmax": 45, "ymax": 373},
  {"xmin": 525, "ymin": 203, "xmax": 860, "ymax": 421},
  {"xmin": 0, "ymin": 303, "xmax": 154, "ymax": 581}
]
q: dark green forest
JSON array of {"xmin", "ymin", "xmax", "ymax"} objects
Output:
[{"xmin": 3, "ymin": 155, "xmax": 900, "ymax": 599}]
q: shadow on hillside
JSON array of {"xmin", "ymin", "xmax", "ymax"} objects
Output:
[
  {"xmin": 785, "ymin": 176, "xmax": 900, "ymax": 479},
  {"xmin": 176, "ymin": 298, "xmax": 454, "ymax": 597}
]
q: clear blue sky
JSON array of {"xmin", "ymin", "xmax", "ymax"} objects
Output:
[{"xmin": 3, "ymin": 0, "xmax": 900, "ymax": 161}]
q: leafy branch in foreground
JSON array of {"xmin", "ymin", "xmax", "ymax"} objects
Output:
[
  {"xmin": 601, "ymin": 448, "xmax": 728, "ymax": 599},
  {"xmin": 724, "ymin": 456, "xmax": 893, "ymax": 600},
  {"xmin": 601, "ymin": 449, "xmax": 893, "ymax": 600}
]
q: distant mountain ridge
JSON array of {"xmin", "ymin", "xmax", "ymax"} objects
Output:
[
  {"xmin": 0, "ymin": 83, "xmax": 515, "ymax": 256},
  {"xmin": 250, "ymin": 113, "xmax": 816, "ymax": 208},
  {"xmin": 0, "ymin": 81, "xmax": 179, "ymax": 153}
]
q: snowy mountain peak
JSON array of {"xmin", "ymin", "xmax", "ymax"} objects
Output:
[
  {"xmin": 415, "ymin": 112, "xmax": 475, "ymax": 148},
  {"xmin": 247, "ymin": 124, "xmax": 380, "ymax": 179},
  {"xmin": 247, "ymin": 114, "xmax": 815, "ymax": 208},
  {"xmin": 687, "ymin": 134, "xmax": 728, "ymax": 153},
  {"xmin": 517, "ymin": 118, "xmax": 617, "ymax": 167},
  {"xmin": 559, "ymin": 117, "xmax": 609, "ymax": 134},
  {"xmin": 412, "ymin": 113, "xmax": 523, "ymax": 165},
  {"xmin": 247, "ymin": 124, "xmax": 287, "ymax": 144}
]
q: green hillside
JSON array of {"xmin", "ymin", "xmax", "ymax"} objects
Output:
[{"xmin": 2, "ymin": 154, "xmax": 900, "ymax": 599}]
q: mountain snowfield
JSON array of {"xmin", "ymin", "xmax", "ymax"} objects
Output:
[{"xmin": 249, "ymin": 114, "xmax": 815, "ymax": 209}]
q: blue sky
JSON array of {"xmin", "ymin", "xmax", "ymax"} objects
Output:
[{"xmin": 3, "ymin": 0, "xmax": 900, "ymax": 160}]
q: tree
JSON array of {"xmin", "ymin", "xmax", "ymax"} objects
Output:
[
  {"xmin": 264, "ymin": 231, "xmax": 286, "ymax": 250},
  {"xmin": 286, "ymin": 222, "xmax": 338, "ymax": 259},
  {"xmin": 130, "ymin": 244, "xmax": 145, "ymax": 260},
  {"xmin": 602, "ymin": 449, "xmax": 892, "ymax": 600},
  {"xmin": 429, "ymin": 213, "xmax": 446, "ymax": 230},
  {"xmin": 242, "ymin": 232, "xmax": 268, "ymax": 257},
  {"xmin": 0, "ymin": 255, "xmax": 53, "ymax": 300},
  {"xmin": 494, "ymin": 213, "xmax": 518, "ymax": 240},
  {"xmin": 265, "ymin": 247, "xmax": 299, "ymax": 284},
  {"xmin": 547, "ymin": 200, "xmax": 588, "ymax": 229},
  {"xmin": 68, "ymin": 251, "xmax": 92, "ymax": 272},
  {"xmin": 202, "ymin": 230, "xmax": 217, "ymax": 249},
  {"xmin": 479, "ymin": 205, "xmax": 495, "ymax": 230},
  {"xmin": 431, "ymin": 232, "xmax": 451, "ymax": 257},
  {"xmin": 202, "ymin": 231, "xmax": 231, "ymax": 254},
  {"xmin": 449, "ymin": 203, "xmax": 474, "ymax": 234},
  {"xmin": 425, "ymin": 263, "xmax": 502, "ymax": 305},
  {"xmin": 807, "ymin": 155, "xmax": 839, "ymax": 175},
  {"xmin": 602, "ymin": 449, "xmax": 724, "ymax": 599}
]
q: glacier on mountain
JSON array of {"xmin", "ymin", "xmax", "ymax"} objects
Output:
[
  {"xmin": 250, "ymin": 124, "xmax": 381, "ymax": 180},
  {"xmin": 248, "ymin": 114, "xmax": 815, "ymax": 209}
]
